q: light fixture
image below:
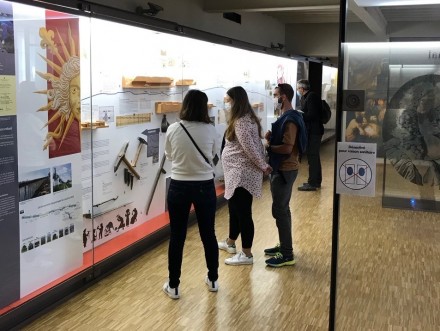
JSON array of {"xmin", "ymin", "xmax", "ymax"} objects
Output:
[
  {"xmin": 270, "ymin": 42, "xmax": 284, "ymax": 50},
  {"xmin": 355, "ymin": 0, "xmax": 440, "ymax": 6}
]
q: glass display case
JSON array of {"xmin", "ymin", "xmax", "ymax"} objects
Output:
[
  {"xmin": 342, "ymin": 42, "xmax": 440, "ymax": 211},
  {"xmin": 0, "ymin": 0, "xmax": 299, "ymax": 326},
  {"xmin": 334, "ymin": 1, "xmax": 440, "ymax": 330}
]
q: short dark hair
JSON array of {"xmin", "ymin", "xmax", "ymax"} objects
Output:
[
  {"xmin": 179, "ymin": 89, "xmax": 211, "ymax": 123},
  {"xmin": 297, "ymin": 79, "xmax": 310, "ymax": 91},
  {"xmin": 277, "ymin": 83, "xmax": 294, "ymax": 102}
]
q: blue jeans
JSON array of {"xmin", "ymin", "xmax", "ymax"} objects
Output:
[
  {"xmin": 167, "ymin": 179, "xmax": 218, "ymax": 288},
  {"xmin": 270, "ymin": 170, "xmax": 298, "ymax": 258}
]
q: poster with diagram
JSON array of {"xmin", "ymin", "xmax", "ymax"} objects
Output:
[{"xmin": 14, "ymin": 7, "xmax": 83, "ymax": 297}]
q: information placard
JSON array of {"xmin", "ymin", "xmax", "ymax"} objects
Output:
[{"xmin": 336, "ymin": 142, "xmax": 377, "ymax": 197}]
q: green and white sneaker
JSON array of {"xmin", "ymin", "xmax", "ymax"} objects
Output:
[{"xmin": 265, "ymin": 252, "xmax": 296, "ymax": 267}]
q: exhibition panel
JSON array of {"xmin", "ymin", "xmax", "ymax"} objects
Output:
[
  {"xmin": 0, "ymin": 0, "xmax": 299, "ymax": 326},
  {"xmin": 0, "ymin": 2, "xmax": 94, "ymax": 316}
]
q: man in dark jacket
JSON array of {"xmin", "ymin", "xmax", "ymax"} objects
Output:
[{"xmin": 297, "ymin": 79, "xmax": 324, "ymax": 191}]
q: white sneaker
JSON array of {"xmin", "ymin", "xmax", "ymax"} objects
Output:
[
  {"xmin": 225, "ymin": 251, "xmax": 253, "ymax": 265},
  {"xmin": 205, "ymin": 276, "xmax": 219, "ymax": 292},
  {"xmin": 163, "ymin": 282, "xmax": 180, "ymax": 299},
  {"xmin": 218, "ymin": 239, "xmax": 237, "ymax": 254}
]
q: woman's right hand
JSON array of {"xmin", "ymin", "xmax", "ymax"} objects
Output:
[
  {"xmin": 263, "ymin": 165, "xmax": 273, "ymax": 176},
  {"xmin": 264, "ymin": 130, "xmax": 272, "ymax": 142}
]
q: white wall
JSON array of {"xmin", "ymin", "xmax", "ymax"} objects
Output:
[
  {"xmin": 87, "ymin": 0, "xmax": 285, "ymax": 48},
  {"xmin": 388, "ymin": 21, "xmax": 440, "ymax": 39},
  {"xmin": 337, "ymin": 21, "xmax": 440, "ymax": 44},
  {"xmin": 345, "ymin": 23, "xmax": 388, "ymax": 43}
]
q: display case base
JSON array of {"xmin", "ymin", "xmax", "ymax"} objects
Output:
[{"xmin": 382, "ymin": 196, "xmax": 440, "ymax": 213}]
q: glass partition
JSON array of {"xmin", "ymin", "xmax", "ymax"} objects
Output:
[
  {"xmin": 83, "ymin": 17, "xmax": 298, "ymax": 263},
  {"xmin": 0, "ymin": 0, "xmax": 300, "ymax": 322},
  {"xmin": 335, "ymin": 2, "xmax": 440, "ymax": 329}
]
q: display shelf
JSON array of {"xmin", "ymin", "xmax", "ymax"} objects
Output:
[
  {"xmin": 122, "ymin": 76, "xmax": 173, "ymax": 88},
  {"xmin": 155, "ymin": 101, "xmax": 182, "ymax": 113},
  {"xmin": 115, "ymin": 113, "xmax": 152, "ymax": 126},
  {"xmin": 175, "ymin": 79, "xmax": 196, "ymax": 86},
  {"xmin": 252, "ymin": 102, "xmax": 264, "ymax": 111},
  {"xmin": 81, "ymin": 121, "xmax": 109, "ymax": 129}
]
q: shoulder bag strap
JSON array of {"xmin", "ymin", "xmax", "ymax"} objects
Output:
[{"xmin": 179, "ymin": 122, "xmax": 212, "ymax": 166}]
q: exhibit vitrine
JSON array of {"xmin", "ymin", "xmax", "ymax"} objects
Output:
[
  {"xmin": 0, "ymin": 0, "xmax": 300, "ymax": 327},
  {"xmin": 333, "ymin": 1, "xmax": 440, "ymax": 330},
  {"xmin": 341, "ymin": 41, "xmax": 440, "ymax": 209}
]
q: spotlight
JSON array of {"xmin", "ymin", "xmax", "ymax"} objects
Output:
[{"xmin": 136, "ymin": 2, "xmax": 164, "ymax": 17}]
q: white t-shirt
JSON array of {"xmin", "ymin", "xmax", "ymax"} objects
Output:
[{"xmin": 165, "ymin": 120, "xmax": 219, "ymax": 181}]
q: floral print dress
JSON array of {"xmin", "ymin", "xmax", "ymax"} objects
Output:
[{"xmin": 222, "ymin": 113, "xmax": 268, "ymax": 199}]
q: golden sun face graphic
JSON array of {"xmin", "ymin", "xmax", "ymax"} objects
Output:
[{"xmin": 35, "ymin": 24, "xmax": 80, "ymax": 151}]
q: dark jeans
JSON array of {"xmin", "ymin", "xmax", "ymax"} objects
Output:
[
  {"xmin": 167, "ymin": 179, "xmax": 218, "ymax": 288},
  {"xmin": 307, "ymin": 134, "xmax": 323, "ymax": 187},
  {"xmin": 270, "ymin": 170, "xmax": 298, "ymax": 258},
  {"xmin": 228, "ymin": 187, "xmax": 254, "ymax": 249}
]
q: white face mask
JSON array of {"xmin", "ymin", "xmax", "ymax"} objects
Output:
[{"xmin": 224, "ymin": 102, "xmax": 232, "ymax": 110}]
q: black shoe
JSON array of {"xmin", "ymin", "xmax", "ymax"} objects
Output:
[
  {"xmin": 302, "ymin": 182, "xmax": 321, "ymax": 188},
  {"xmin": 264, "ymin": 243, "xmax": 280, "ymax": 256},
  {"xmin": 298, "ymin": 183, "xmax": 318, "ymax": 191}
]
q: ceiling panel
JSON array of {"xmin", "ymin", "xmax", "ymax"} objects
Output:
[
  {"xmin": 265, "ymin": 10, "xmax": 340, "ymax": 24},
  {"xmin": 241, "ymin": 2, "xmax": 440, "ymax": 25},
  {"xmin": 380, "ymin": 5, "xmax": 440, "ymax": 21}
]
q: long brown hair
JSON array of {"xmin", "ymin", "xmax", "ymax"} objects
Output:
[
  {"xmin": 225, "ymin": 86, "xmax": 262, "ymax": 141},
  {"xmin": 179, "ymin": 89, "xmax": 211, "ymax": 123}
]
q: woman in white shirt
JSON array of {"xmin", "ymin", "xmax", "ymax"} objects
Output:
[{"xmin": 163, "ymin": 89, "xmax": 219, "ymax": 299}]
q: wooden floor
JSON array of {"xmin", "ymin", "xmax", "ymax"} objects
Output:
[{"xmin": 22, "ymin": 140, "xmax": 440, "ymax": 331}]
